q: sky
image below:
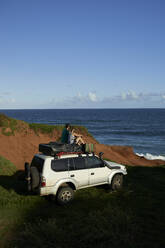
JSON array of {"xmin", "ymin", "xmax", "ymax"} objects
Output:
[{"xmin": 0, "ymin": 0, "xmax": 165, "ymax": 109}]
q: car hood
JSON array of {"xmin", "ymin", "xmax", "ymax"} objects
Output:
[{"xmin": 105, "ymin": 160, "xmax": 126, "ymax": 171}]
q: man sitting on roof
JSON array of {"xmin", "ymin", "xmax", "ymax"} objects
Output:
[{"xmin": 60, "ymin": 123, "xmax": 70, "ymax": 143}]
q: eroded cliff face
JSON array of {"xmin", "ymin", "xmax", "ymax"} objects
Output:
[{"xmin": 0, "ymin": 127, "xmax": 164, "ymax": 169}]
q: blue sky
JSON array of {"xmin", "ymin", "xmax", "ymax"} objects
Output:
[{"xmin": 0, "ymin": 0, "xmax": 164, "ymax": 109}]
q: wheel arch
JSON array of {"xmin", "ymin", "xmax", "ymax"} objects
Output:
[
  {"xmin": 53, "ymin": 179, "xmax": 77, "ymax": 195},
  {"xmin": 108, "ymin": 171, "xmax": 125, "ymax": 184},
  {"xmin": 59, "ymin": 182, "xmax": 76, "ymax": 191}
]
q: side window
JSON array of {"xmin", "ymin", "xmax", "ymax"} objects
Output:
[
  {"xmin": 68, "ymin": 158, "xmax": 75, "ymax": 171},
  {"xmin": 73, "ymin": 157, "xmax": 86, "ymax": 170},
  {"xmin": 86, "ymin": 156, "xmax": 104, "ymax": 169},
  {"xmin": 51, "ymin": 159, "xmax": 68, "ymax": 172}
]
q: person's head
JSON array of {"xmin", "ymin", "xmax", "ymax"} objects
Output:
[{"xmin": 65, "ymin": 123, "xmax": 70, "ymax": 130}]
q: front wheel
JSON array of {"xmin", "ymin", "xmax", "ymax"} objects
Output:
[
  {"xmin": 56, "ymin": 186, "xmax": 74, "ymax": 205},
  {"xmin": 111, "ymin": 174, "xmax": 123, "ymax": 190}
]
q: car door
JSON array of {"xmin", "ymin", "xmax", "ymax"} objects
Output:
[
  {"xmin": 49, "ymin": 158, "xmax": 69, "ymax": 186},
  {"xmin": 85, "ymin": 156, "xmax": 108, "ymax": 185},
  {"xmin": 68, "ymin": 157, "xmax": 89, "ymax": 188}
]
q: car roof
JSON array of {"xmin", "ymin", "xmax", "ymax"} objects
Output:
[{"xmin": 35, "ymin": 153, "xmax": 96, "ymax": 160}]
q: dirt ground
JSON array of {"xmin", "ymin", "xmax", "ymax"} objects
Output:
[{"xmin": 0, "ymin": 127, "xmax": 164, "ymax": 169}]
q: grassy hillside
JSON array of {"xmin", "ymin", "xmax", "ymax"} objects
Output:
[
  {"xmin": 0, "ymin": 114, "xmax": 20, "ymax": 136},
  {"xmin": 0, "ymin": 113, "xmax": 93, "ymax": 137},
  {"xmin": 0, "ymin": 156, "xmax": 165, "ymax": 248}
]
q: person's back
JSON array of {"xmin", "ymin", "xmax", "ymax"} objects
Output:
[
  {"xmin": 60, "ymin": 124, "xmax": 70, "ymax": 143},
  {"xmin": 68, "ymin": 129, "xmax": 76, "ymax": 144}
]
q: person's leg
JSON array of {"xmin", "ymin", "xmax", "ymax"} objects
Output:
[{"xmin": 76, "ymin": 136, "xmax": 85, "ymax": 145}]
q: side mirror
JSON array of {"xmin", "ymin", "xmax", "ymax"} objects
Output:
[{"xmin": 99, "ymin": 152, "xmax": 104, "ymax": 159}]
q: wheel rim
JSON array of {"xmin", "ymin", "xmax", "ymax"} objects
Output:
[
  {"xmin": 61, "ymin": 190, "xmax": 72, "ymax": 202},
  {"xmin": 114, "ymin": 176, "xmax": 121, "ymax": 188}
]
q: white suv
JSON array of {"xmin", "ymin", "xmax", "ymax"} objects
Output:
[{"xmin": 25, "ymin": 152, "xmax": 127, "ymax": 205}]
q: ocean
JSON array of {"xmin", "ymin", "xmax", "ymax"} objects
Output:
[{"xmin": 1, "ymin": 108, "xmax": 165, "ymax": 160}]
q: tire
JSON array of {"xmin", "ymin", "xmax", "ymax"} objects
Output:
[
  {"xmin": 111, "ymin": 174, "xmax": 123, "ymax": 191},
  {"xmin": 56, "ymin": 186, "xmax": 74, "ymax": 205},
  {"xmin": 30, "ymin": 166, "xmax": 40, "ymax": 191},
  {"xmin": 24, "ymin": 162, "xmax": 31, "ymax": 192},
  {"xmin": 24, "ymin": 162, "xmax": 30, "ymax": 177}
]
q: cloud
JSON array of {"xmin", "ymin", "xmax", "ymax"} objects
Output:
[
  {"xmin": 49, "ymin": 92, "xmax": 98, "ymax": 107},
  {"xmin": 121, "ymin": 91, "xmax": 139, "ymax": 100},
  {"xmin": 0, "ymin": 92, "xmax": 11, "ymax": 98},
  {"xmin": 102, "ymin": 91, "xmax": 165, "ymax": 104},
  {"xmin": 0, "ymin": 93, "xmax": 16, "ymax": 106},
  {"xmin": 102, "ymin": 91, "xmax": 142, "ymax": 103},
  {"xmin": 88, "ymin": 92, "xmax": 97, "ymax": 102},
  {"xmin": 0, "ymin": 91, "xmax": 9, "ymax": 95},
  {"xmin": 161, "ymin": 95, "xmax": 165, "ymax": 100},
  {"xmin": 118, "ymin": 91, "xmax": 147, "ymax": 101},
  {"xmin": 48, "ymin": 90, "xmax": 165, "ymax": 108},
  {"xmin": 10, "ymin": 98, "xmax": 16, "ymax": 103},
  {"xmin": 2, "ymin": 90, "xmax": 162, "ymax": 109},
  {"xmin": 74, "ymin": 92, "xmax": 98, "ymax": 103}
]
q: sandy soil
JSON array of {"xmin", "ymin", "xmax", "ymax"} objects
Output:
[{"xmin": 0, "ymin": 127, "xmax": 164, "ymax": 169}]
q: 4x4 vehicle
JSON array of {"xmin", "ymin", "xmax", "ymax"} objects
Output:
[{"xmin": 25, "ymin": 145, "xmax": 127, "ymax": 205}]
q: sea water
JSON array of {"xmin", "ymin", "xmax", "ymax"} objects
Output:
[{"xmin": 1, "ymin": 108, "xmax": 165, "ymax": 160}]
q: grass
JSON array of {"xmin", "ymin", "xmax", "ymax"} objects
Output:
[
  {"xmin": 0, "ymin": 156, "xmax": 165, "ymax": 248},
  {"xmin": 0, "ymin": 113, "xmax": 96, "ymax": 141},
  {"xmin": 29, "ymin": 123, "xmax": 95, "ymax": 139},
  {"xmin": 29, "ymin": 123, "xmax": 64, "ymax": 135},
  {"xmin": 0, "ymin": 113, "xmax": 19, "ymax": 136}
]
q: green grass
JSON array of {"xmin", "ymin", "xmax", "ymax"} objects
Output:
[
  {"xmin": 0, "ymin": 113, "xmax": 96, "ymax": 141},
  {"xmin": 0, "ymin": 113, "xmax": 19, "ymax": 136},
  {"xmin": 0, "ymin": 156, "xmax": 165, "ymax": 248},
  {"xmin": 29, "ymin": 123, "xmax": 96, "ymax": 140},
  {"xmin": 29, "ymin": 123, "xmax": 64, "ymax": 135},
  {"xmin": 0, "ymin": 156, "xmax": 17, "ymax": 176}
]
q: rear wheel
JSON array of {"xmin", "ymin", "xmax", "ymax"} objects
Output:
[
  {"xmin": 56, "ymin": 186, "xmax": 74, "ymax": 205},
  {"xmin": 111, "ymin": 174, "xmax": 123, "ymax": 190},
  {"xmin": 24, "ymin": 162, "xmax": 31, "ymax": 192}
]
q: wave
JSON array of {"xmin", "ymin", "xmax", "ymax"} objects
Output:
[
  {"xmin": 136, "ymin": 153, "xmax": 165, "ymax": 161},
  {"xmin": 105, "ymin": 130, "xmax": 165, "ymax": 137}
]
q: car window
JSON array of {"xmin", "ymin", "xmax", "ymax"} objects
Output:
[
  {"xmin": 85, "ymin": 156, "xmax": 104, "ymax": 169},
  {"xmin": 73, "ymin": 157, "xmax": 86, "ymax": 170},
  {"xmin": 51, "ymin": 159, "xmax": 68, "ymax": 172},
  {"xmin": 31, "ymin": 156, "xmax": 44, "ymax": 173},
  {"xmin": 68, "ymin": 158, "xmax": 75, "ymax": 171}
]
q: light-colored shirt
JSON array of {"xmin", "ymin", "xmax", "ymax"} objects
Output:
[{"xmin": 69, "ymin": 132, "xmax": 75, "ymax": 144}]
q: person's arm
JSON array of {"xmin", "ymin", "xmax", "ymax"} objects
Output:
[{"xmin": 72, "ymin": 131, "xmax": 82, "ymax": 137}]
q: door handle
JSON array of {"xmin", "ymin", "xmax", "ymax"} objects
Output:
[
  {"xmin": 70, "ymin": 174, "xmax": 75, "ymax": 177},
  {"xmin": 91, "ymin": 173, "xmax": 94, "ymax": 175}
]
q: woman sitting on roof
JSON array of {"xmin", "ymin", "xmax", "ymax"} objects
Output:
[{"xmin": 69, "ymin": 128, "xmax": 85, "ymax": 145}]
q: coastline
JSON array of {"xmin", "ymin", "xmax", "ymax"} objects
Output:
[{"xmin": 0, "ymin": 124, "xmax": 165, "ymax": 169}]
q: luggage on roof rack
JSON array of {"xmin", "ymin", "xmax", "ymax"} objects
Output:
[
  {"xmin": 85, "ymin": 143, "xmax": 94, "ymax": 153},
  {"xmin": 39, "ymin": 142, "xmax": 83, "ymax": 156}
]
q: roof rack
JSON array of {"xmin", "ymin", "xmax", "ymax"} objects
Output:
[
  {"xmin": 39, "ymin": 142, "xmax": 95, "ymax": 157},
  {"xmin": 39, "ymin": 142, "xmax": 83, "ymax": 157},
  {"xmin": 55, "ymin": 151, "xmax": 83, "ymax": 157}
]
